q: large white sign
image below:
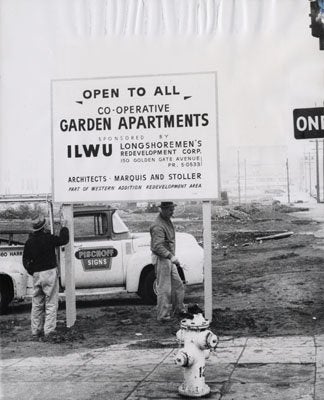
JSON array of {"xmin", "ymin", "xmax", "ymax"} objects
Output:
[{"xmin": 51, "ymin": 72, "xmax": 218, "ymax": 203}]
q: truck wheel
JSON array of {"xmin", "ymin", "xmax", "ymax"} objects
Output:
[
  {"xmin": 141, "ymin": 269, "xmax": 157, "ymax": 305},
  {"xmin": 0, "ymin": 283, "xmax": 10, "ymax": 315}
]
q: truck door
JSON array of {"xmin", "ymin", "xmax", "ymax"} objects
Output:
[{"xmin": 60, "ymin": 212, "xmax": 124, "ymax": 289}]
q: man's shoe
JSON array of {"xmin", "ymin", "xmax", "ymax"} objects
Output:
[
  {"xmin": 43, "ymin": 331, "xmax": 60, "ymax": 343},
  {"xmin": 173, "ymin": 308, "xmax": 190, "ymax": 319},
  {"xmin": 30, "ymin": 331, "xmax": 44, "ymax": 341},
  {"xmin": 30, "ymin": 335, "xmax": 41, "ymax": 342},
  {"xmin": 177, "ymin": 311, "xmax": 189, "ymax": 319},
  {"xmin": 158, "ymin": 316, "xmax": 172, "ymax": 323}
]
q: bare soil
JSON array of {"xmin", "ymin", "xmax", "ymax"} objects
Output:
[{"xmin": 2, "ymin": 202, "xmax": 324, "ymax": 359}]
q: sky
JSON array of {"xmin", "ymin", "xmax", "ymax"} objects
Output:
[{"xmin": 0, "ymin": 0, "xmax": 323, "ymax": 196}]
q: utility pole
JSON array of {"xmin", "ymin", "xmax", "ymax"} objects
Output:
[
  {"xmin": 322, "ymin": 139, "xmax": 324, "ymax": 201},
  {"xmin": 237, "ymin": 150, "xmax": 241, "ymax": 204},
  {"xmin": 316, "ymin": 139, "xmax": 320, "ymax": 202},
  {"xmin": 244, "ymin": 159, "xmax": 247, "ymax": 205},
  {"xmin": 286, "ymin": 158, "xmax": 291, "ymax": 204},
  {"xmin": 304, "ymin": 154, "xmax": 308, "ymax": 192},
  {"xmin": 309, "ymin": 152, "xmax": 312, "ymax": 196},
  {"xmin": 310, "ymin": 139, "xmax": 321, "ymax": 202}
]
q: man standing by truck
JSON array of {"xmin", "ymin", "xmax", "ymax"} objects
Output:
[
  {"xmin": 150, "ymin": 201, "xmax": 185, "ymax": 322},
  {"xmin": 23, "ymin": 216, "xmax": 69, "ymax": 340}
]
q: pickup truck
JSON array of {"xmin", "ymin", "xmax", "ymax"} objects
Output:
[{"xmin": 0, "ymin": 204, "xmax": 204, "ymax": 314}]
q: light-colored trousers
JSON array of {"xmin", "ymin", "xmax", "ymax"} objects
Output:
[
  {"xmin": 31, "ymin": 268, "xmax": 59, "ymax": 336},
  {"xmin": 153, "ymin": 255, "xmax": 185, "ymax": 320}
]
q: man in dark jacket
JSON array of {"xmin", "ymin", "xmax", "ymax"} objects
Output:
[
  {"xmin": 23, "ymin": 216, "xmax": 69, "ymax": 339},
  {"xmin": 150, "ymin": 201, "xmax": 185, "ymax": 322}
]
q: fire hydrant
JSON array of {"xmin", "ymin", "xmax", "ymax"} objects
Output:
[{"xmin": 174, "ymin": 307, "xmax": 218, "ymax": 398}]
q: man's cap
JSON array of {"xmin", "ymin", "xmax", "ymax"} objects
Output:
[
  {"xmin": 32, "ymin": 217, "xmax": 46, "ymax": 231},
  {"xmin": 159, "ymin": 201, "xmax": 177, "ymax": 208}
]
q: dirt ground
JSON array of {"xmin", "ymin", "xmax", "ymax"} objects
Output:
[{"xmin": 2, "ymin": 201, "xmax": 324, "ymax": 359}]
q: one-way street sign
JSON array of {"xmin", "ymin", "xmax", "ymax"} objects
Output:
[{"xmin": 293, "ymin": 107, "xmax": 324, "ymax": 139}]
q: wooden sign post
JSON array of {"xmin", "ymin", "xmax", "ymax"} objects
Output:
[
  {"xmin": 62, "ymin": 204, "xmax": 76, "ymax": 328},
  {"xmin": 203, "ymin": 201, "xmax": 213, "ymax": 321}
]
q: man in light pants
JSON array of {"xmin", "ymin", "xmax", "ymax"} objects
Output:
[
  {"xmin": 150, "ymin": 202, "xmax": 185, "ymax": 322},
  {"xmin": 23, "ymin": 217, "xmax": 69, "ymax": 340}
]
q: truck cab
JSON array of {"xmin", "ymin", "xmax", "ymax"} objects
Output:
[{"xmin": 60, "ymin": 205, "xmax": 132, "ymax": 290}]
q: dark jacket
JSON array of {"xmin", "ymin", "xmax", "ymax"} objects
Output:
[
  {"xmin": 22, "ymin": 227, "xmax": 69, "ymax": 274},
  {"xmin": 150, "ymin": 213, "xmax": 175, "ymax": 259}
]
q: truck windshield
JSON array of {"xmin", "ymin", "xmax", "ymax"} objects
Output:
[{"xmin": 112, "ymin": 211, "xmax": 129, "ymax": 234}]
